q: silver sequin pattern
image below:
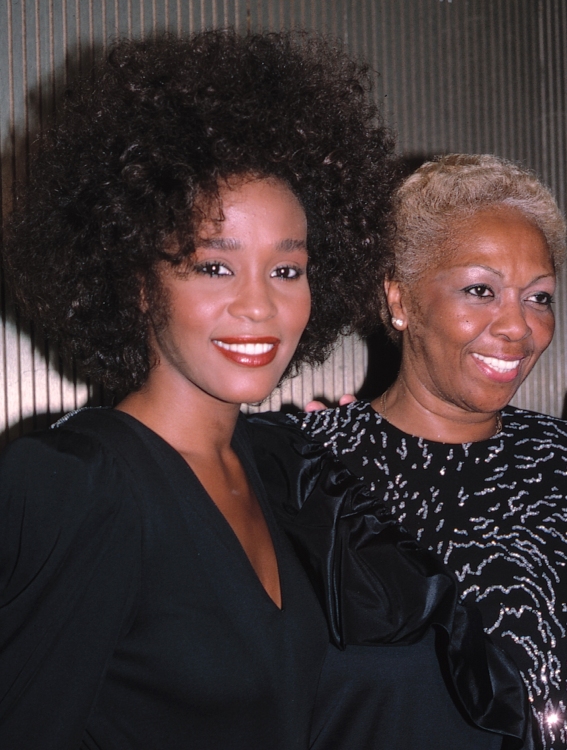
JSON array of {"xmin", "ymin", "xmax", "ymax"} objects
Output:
[{"xmin": 293, "ymin": 402, "xmax": 567, "ymax": 749}]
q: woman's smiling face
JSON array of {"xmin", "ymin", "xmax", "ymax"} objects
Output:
[
  {"xmin": 390, "ymin": 206, "xmax": 556, "ymax": 417},
  {"xmin": 149, "ymin": 176, "xmax": 311, "ymax": 407}
]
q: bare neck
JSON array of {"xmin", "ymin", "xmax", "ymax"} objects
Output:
[
  {"xmin": 118, "ymin": 365, "xmax": 282, "ymax": 610},
  {"xmin": 372, "ymin": 371, "xmax": 501, "ymax": 444},
  {"xmin": 116, "ymin": 372, "xmax": 241, "ymax": 462}
]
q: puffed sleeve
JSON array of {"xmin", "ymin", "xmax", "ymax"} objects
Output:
[
  {"xmin": 247, "ymin": 413, "xmax": 531, "ymax": 749},
  {"xmin": 0, "ymin": 428, "xmax": 141, "ymax": 749}
]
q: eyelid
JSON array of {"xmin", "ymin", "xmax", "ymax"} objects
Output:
[
  {"xmin": 462, "ymin": 284, "xmax": 493, "ymax": 296},
  {"xmin": 527, "ymin": 291, "xmax": 554, "ymax": 304},
  {"xmin": 194, "ymin": 260, "xmax": 232, "ymax": 276},
  {"xmin": 271, "ymin": 263, "xmax": 306, "ymax": 279}
]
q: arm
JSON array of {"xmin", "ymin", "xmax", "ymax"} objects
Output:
[{"xmin": 0, "ymin": 429, "xmax": 141, "ymax": 749}]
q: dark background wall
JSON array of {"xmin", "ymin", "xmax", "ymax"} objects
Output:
[{"xmin": 1, "ymin": 0, "xmax": 566, "ymax": 445}]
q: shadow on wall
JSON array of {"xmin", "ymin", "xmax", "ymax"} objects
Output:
[
  {"xmin": 0, "ymin": 383, "xmax": 113, "ymax": 448},
  {"xmin": 0, "ymin": 40, "xmax": 113, "ymax": 448},
  {"xmin": 353, "ymin": 154, "xmax": 430, "ymax": 402},
  {"xmin": 357, "ymin": 329, "xmax": 401, "ymax": 401},
  {"xmin": 289, "ymin": 153, "xmax": 432, "ymax": 411}
]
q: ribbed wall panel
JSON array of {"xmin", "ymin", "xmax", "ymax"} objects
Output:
[{"xmin": 2, "ymin": 0, "xmax": 567, "ymax": 444}]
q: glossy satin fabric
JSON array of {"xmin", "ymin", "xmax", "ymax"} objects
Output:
[{"xmin": 248, "ymin": 413, "xmax": 531, "ymax": 750}]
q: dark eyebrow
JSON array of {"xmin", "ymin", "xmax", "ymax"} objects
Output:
[
  {"xmin": 195, "ymin": 238, "xmax": 242, "ymax": 250},
  {"xmin": 195, "ymin": 237, "xmax": 307, "ymax": 251}
]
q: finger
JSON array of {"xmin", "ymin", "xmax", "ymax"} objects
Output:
[
  {"xmin": 338, "ymin": 394, "xmax": 356, "ymax": 406},
  {"xmin": 304, "ymin": 400, "xmax": 329, "ymax": 412}
]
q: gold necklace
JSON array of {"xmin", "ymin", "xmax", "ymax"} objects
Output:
[
  {"xmin": 494, "ymin": 411, "xmax": 503, "ymax": 435},
  {"xmin": 380, "ymin": 389, "xmax": 503, "ymax": 436},
  {"xmin": 380, "ymin": 389, "xmax": 389, "ymax": 420}
]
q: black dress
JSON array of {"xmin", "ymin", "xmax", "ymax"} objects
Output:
[
  {"xmin": 249, "ymin": 413, "xmax": 530, "ymax": 750},
  {"xmin": 0, "ymin": 408, "xmax": 329, "ymax": 750},
  {"xmin": 293, "ymin": 402, "xmax": 567, "ymax": 750}
]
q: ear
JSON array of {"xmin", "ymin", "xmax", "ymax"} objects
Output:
[{"xmin": 384, "ymin": 278, "xmax": 408, "ymax": 331}]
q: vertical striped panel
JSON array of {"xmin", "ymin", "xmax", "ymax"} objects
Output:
[{"xmin": 2, "ymin": 0, "xmax": 567, "ymax": 445}]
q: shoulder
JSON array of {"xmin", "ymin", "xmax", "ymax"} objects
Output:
[
  {"xmin": 0, "ymin": 410, "xmax": 143, "ymax": 595},
  {"xmin": 285, "ymin": 402, "xmax": 380, "ymax": 452},
  {"xmin": 502, "ymin": 405, "xmax": 567, "ymax": 441},
  {"xmin": 500, "ymin": 406, "xmax": 567, "ymax": 483},
  {"xmin": 2, "ymin": 420, "xmax": 111, "ymax": 498},
  {"xmin": 245, "ymin": 410, "xmax": 320, "ymax": 460},
  {"xmin": 1, "ymin": 407, "xmax": 141, "ymax": 501}
]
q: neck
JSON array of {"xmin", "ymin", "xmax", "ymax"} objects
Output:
[
  {"xmin": 116, "ymin": 370, "xmax": 241, "ymax": 460},
  {"xmin": 372, "ymin": 373, "xmax": 502, "ymax": 443}
]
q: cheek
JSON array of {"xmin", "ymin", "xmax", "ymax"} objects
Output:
[
  {"xmin": 410, "ymin": 301, "xmax": 473, "ymax": 344},
  {"xmin": 427, "ymin": 298, "xmax": 491, "ymax": 342},
  {"xmin": 288, "ymin": 288, "xmax": 311, "ymax": 336},
  {"xmin": 532, "ymin": 312, "xmax": 555, "ymax": 352},
  {"xmin": 452, "ymin": 311, "xmax": 488, "ymax": 339}
]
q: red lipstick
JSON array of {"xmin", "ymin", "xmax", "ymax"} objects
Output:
[{"xmin": 212, "ymin": 337, "xmax": 280, "ymax": 367}]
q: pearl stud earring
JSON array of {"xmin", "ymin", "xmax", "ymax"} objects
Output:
[{"xmin": 391, "ymin": 317, "xmax": 404, "ymax": 329}]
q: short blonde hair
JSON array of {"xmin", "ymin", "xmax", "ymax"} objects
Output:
[{"xmin": 382, "ymin": 153, "xmax": 566, "ymax": 340}]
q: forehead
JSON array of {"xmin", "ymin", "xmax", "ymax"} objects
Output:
[
  {"xmin": 427, "ymin": 206, "xmax": 554, "ymax": 277},
  {"xmin": 195, "ymin": 176, "xmax": 307, "ymax": 242}
]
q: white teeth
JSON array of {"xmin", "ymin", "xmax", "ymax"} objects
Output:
[
  {"xmin": 473, "ymin": 353, "xmax": 521, "ymax": 373},
  {"xmin": 214, "ymin": 341, "xmax": 275, "ymax": 355}
]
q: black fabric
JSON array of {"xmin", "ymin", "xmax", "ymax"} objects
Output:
[
  {"xmin": 310, "ymin": 636, "xmax": 502, "ymax": 750},
  {"xmin": 0, "ymin": 408, "xmax": 328, "ymax": 750},
  {"xmin": 294, "ymin": 402, "xmax": 567, "ymax": 750},
  {"xmin": 248, "ymin": 412, "xmax": 530, "ymax": 750}
]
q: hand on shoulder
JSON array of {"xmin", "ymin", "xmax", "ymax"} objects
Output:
[{"xmin": 304, "ymin": 394, "xmax": 357, "ymax": 412}]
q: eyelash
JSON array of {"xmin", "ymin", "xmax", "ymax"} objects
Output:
[
  {"xmin": 462, "ymin": 285, "xmax": 554, "ymax": 306},
  {"xmin": 528, "ymin": 291, "xmax": 554, "ymax": 306},
  {"xmin": 193, "ymin": 262, "xmax": 305, "ymax": 279},
  {"xmin": 463, "ymin": 284, "xmax": 493, "ymax": 298},
  {"xmin": 194, "ymin": 262, "xmax": 231, "ymax": 277},
  {"xmin": 270, "ymin": 265, "xmax": 305, "ymax": 280}
]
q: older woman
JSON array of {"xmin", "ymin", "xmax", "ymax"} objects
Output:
[{"xmin": 296, "ymin": 154, "xmax": 567, "ymax": 749}]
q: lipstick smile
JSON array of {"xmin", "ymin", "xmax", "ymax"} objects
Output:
[
  {"xmin": 212, "ymin": 337, "xmax": 280, "ymax": 367},
  {"xmin": 472, "ymin": 353, "xmax": 523, "ymax": 383}
]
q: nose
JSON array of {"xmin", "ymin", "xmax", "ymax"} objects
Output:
[
  {"xmin": 227, "ymin": 273, "xmax": 277, "ymax": 322},
  {"xmin": 491, "ymin": 295, "xmax": 531, "ymax": 341}
]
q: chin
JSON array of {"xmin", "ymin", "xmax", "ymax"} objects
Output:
[
  {"xmin": 467, "ymin": 392, "xmax": 518, "ymax": 414},
  {"xmin": 215, "ymin": 381, "xmax": 282, "ymax": 407}
]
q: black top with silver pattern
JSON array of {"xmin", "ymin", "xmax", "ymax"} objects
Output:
[{"xmin": 293, "ymin": 402, "xmax": 567, "ymax": 749}]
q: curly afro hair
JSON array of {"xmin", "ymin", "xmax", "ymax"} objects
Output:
[{"xmin": 3, "ymin": 30, "xmax": 396, "ymax": 394}]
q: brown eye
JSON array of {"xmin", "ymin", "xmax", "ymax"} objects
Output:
[
  {"xmin": 464, "ymin": 284, "xmax": 493, "ymax": 298},
  {"xmin": 195, "ymin": 262, "xmax": 232, "ymax": 277},
  {"xmin": 270, "ymin": 265, "xmax": 303, "ymax": 280},
  {"xmin": 527, "ymin": 291, "xmax": 554, "ymax": 306}
]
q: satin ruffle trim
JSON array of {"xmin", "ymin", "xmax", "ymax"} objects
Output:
[{"xmin": 248, "ymin": 413, "xmax": 531, "ymax": 750}]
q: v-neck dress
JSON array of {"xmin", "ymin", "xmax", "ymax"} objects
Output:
[
  {"xmin": 0, "ymin": 408, "xmax": 328, "ymax": 750},
  {"xmin": 294, "ymin": 402, "xmax": 567, "ymax": 749}
]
